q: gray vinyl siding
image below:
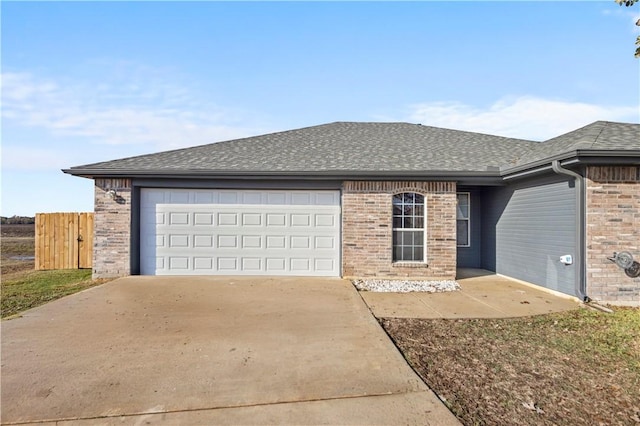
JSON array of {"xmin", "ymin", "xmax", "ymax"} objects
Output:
[
  {"xmin": 456, "ymin": 188, "xmax": 482, "ymax": 268},
  {"xmin": 481, "ymin": 175, "xmax": 577, "ymax": 296}
]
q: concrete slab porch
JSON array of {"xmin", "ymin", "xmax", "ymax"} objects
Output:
[{"xmin": 359, "ymin": 269, "xmax": 581, "ymax": 319}]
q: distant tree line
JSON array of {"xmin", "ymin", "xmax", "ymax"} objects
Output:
[{"xmin": 1, "ymin": 216, "xmax": 36, "ymax": 225}]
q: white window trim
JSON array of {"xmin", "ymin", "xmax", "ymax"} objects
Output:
[
  {"xmin": 391, "ymin": 193, "xmax": 427, "ymax": 263},
  {"xmin": 457, "ymin": 192, "xmax": 470, "ymax": 248}
]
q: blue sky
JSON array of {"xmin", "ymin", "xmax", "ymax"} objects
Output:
[{"xmin": 2, "ymin": 1, "xmax": 639, "ymax": 216}]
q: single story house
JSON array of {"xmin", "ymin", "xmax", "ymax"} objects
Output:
[{"xmin": 64, "ymin": 120, "xmax": 640, "ymax": 305}]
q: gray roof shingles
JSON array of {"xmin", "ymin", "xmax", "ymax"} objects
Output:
[
  {"xmin": 510, "ymin": 121, "xmax": 640, "ymax": 169},
  {"xmin": 65, "ymin": 121, "xmax": 639, "ymax": 177}
]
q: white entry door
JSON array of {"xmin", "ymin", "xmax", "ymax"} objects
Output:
[{"xmin": 140, "ymin": 189, "xmax": 341, "ymax": 276}]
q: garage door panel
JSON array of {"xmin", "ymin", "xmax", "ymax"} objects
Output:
[
  {"xmin": 291, "ymin": 214, "xmax": 311, "ymax": 227},
  {"xmin": 217, "ymin": 258, "xmax": 238, "ymax": 271},
  {"xmin": 194, "ymin": 235, "xmax": 214, "ymax": 248},
  {"xmin": 263, "ymin": 213, "xmax": 284, "ymax": 226},
  {"xmin": 291, "ymin": 258, "xmax": 310, "ymax": 272},
  {"xmin": 140, "ymin": 189, "xmax": 340, "ymax": 276},
  {"xmin": 315, "ymin": 259, "xmax": 336, "ymax": 272},
  {"xmin": 266, "ymin": 235, "xmax": 286, "ymax": 249},
  {"xmin": 242, "ymin": 258, "xmax": 262, "ymax": 271},
  {"xmin": 151, "ymin": 255, "xmax": 340, "ymax": 276},
  {"xmin": 217, "ymin": 213, "xmax": 237, "ymax": 226},
  {"xmin": 291, "ymin": 236, "xmax": 310, "ymax": 249},
  {"xmin": 194, "ymin": 257, "xmax": 214, "ymax": 270},
  {"xmin": 315, "ymin": 236, "xmax": 335, "ymax": 249},
  {"xmin": 169, "ymin": 234, "xmax": 190, "ymax": 248},
  {"xmin": 315, "ymin": 214, "xmax": 335, "ymax": 227},
  {"xmin": 169, "ymin": 257, "xmax": 189, "ymax": 270},
  {"xmin": 169, "ymin": 212, "xmax": 189, "ymax": 225},
  {"xmin": 266, "ymin": 258, "xmax": 286, "ymax": 271},
  {"xmin": 241, "ymin": 235, "xmax": 262, "ymax": 248},
  {"xmin": 194, "ymin": 213, "xmax": 213, "ymax": 225},
  {"xmin": 242, "ymin": 213, "xmax": 262, "ymax": 226},
  {"xmin": 217, "ymin": 235, "xmax": 238, "ymax": 248}
]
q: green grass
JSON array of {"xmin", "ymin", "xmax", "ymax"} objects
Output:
[
  {"xmin": 1, "ymin": 269, "xmax": 98, "ymax": 318},
  {"xmin": 454, "ymin": 307, "xmax": 640, "ymax": 377},
  {"xmin": 544, "ymin": 307, "xmax": 640, "ymax": 366}
]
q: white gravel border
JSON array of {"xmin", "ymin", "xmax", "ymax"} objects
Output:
[{"xmin": 352, "ymin": 279, "xmax": 460, "ymax": 293}]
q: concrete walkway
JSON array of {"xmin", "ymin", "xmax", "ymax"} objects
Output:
[
  {"xmin": 1, "ymin": 276, "xmax": 459, "ymax": 425},
  {"xmin": 360, "ymin": 269, "xmax": 581, "ymax": 319}
]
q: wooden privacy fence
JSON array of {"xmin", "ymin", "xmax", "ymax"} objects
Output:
[{"xmin": 35, "ymin": 213, "xmax": 94, "ymax": 270}]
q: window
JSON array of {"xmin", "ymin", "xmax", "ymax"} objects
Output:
[
  {"xmin": 457, "ymin": 193, "xmax": 470, "ymax": 247},
  {"xmin": 392, "ymin": 193, "xmax": 425, "ymax": 262}
]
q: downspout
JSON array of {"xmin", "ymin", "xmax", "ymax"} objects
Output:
[{"xmin": 551, "ymin": 160, "xmax": 590, "ymax": 302}]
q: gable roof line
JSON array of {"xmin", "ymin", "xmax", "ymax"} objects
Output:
[
  {"xmin": 62, "ymin": 120, "xmax": 640, "ymax": 179},
  {"xmin": 71, "ymin": 122, "xmax": 343, "ymax": 170}
]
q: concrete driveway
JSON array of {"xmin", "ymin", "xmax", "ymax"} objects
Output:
[
  {"xmin": 1, "ymin": 276, "xmax": 459, "ymax": 425},
  {"xmin": 360, "ymin": 270, "xmax": 581, "ymax": 319}
]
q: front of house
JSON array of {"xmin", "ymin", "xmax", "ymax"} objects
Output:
[{"xmin": 65, "ymin": 121, "xmax": 640, "ymax": 305}]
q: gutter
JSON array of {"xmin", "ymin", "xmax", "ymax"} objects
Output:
[
  {"xmin": 500, "ymin": 149, "xmax": 640, "ymax": 178},
  {"xmin": 551, "ymin": 160, "xmax": 590, "ymax": 302},
  {"xmin": 61, "ymin": 168, "xmax": 503, "ymax": 182}
]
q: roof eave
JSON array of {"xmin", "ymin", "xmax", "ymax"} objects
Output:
[
  {"xmin": 501, "ymin": 149, "xmax": 640, "ymax": 179},
  {"xmin": 563, "ymin": 149, "xmax": 640, "ymax": 165},
  {"xmin": 63, "ymin": 149, "xmax": 639, "ymax": 184},
  {"xmin": 62, "ymin": 168, "xmax": 502, "ymax": 179}
]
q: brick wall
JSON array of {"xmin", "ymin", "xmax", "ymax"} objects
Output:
[
  {"xmin": 585, "ymin": 166, "xmax": 640, "ymax": 305},
  {"xmin": 342, "ymin": 181, "xmax": 457, "ymax": 279},
  {"xmin": 93, "ymin": 178, "xmax": 132, "ymax": 279}
]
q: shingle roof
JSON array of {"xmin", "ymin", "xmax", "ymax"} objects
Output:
[
  {"xmin": 509, "ymin": 121, "xmax": 640, "ymax": 169},
  {"xmin": 64, "ymin": 120, "xmax": 639, "ymax": 178},
  {"xmin": 65, "ymin": 122, "xmax": 536, "ymax": 176}
]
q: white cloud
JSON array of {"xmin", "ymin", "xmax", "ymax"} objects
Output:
[
  {"xmin": 602, "ymin": 7, "xmax": 640, "ymax": 32},
  {"xmin": 1, "ymin": 146, "xmax": 71, "ymax": 172},
  {"xmin": 1, "ymin": 69, "xmax": 269, "ymax": 159},
  {"xmin": 405, "ymin": 96, "xmax": 639, "ymax": 140}
]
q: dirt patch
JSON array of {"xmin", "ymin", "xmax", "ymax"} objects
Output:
[
  {"xmin": 2, "ymin": 224, "xmax": 35, "ymax": 238},
  {"xmin": 382, "ymin": 308, "xmax": 640, "ymax": 426},
  {"xmin": 1, "ymin": 224, "xmax": 35, "ymax": 275}
]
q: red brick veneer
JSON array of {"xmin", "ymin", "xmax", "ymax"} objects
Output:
[
  {"xmin": 586, "ymin": 166, "xmax": 640, "ymax": 305},
  {"xmin": 342, "ymin": 181, "xmax": 457, "ymax": 279},
  {"xmin": 93, "ymin": 178, "xmax": 131, "ymax": 279}
]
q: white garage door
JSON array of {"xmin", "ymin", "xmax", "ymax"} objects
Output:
[{"xmin": 140, "ymin": 189, "xmax": 341, "ymax": 276}]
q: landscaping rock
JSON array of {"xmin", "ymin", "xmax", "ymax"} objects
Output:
[{"xmin": 352, "ymin": 279, "xmax": 460, "ymax": 293}]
